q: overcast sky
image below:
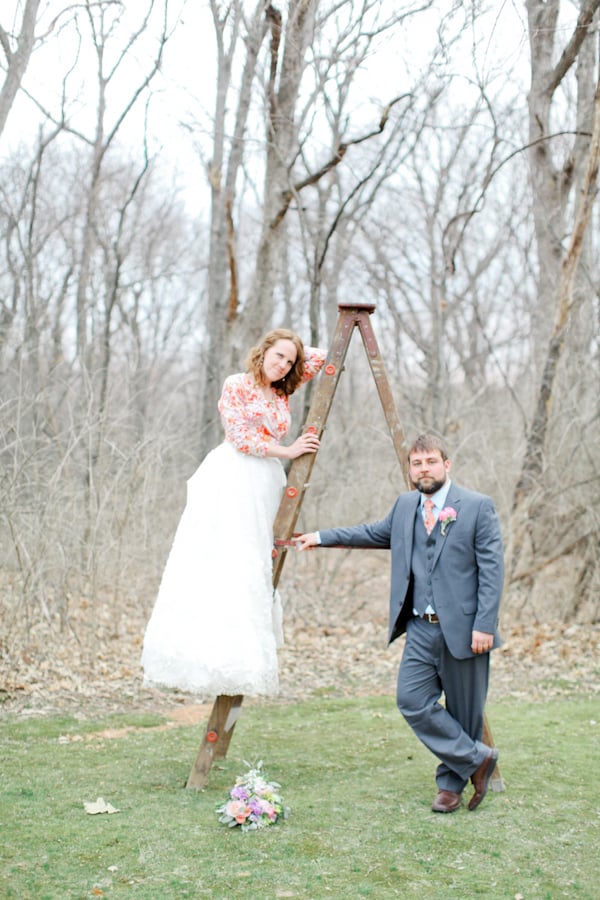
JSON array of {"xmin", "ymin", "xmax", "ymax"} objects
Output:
[{"xmin": 1, "ymin": 0, "xmax": 532, "ymax": 216}]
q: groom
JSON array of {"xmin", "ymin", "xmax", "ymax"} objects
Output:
[{"xmin": 296, "ymin": 433, "xmax": 504, "ymax": 813}]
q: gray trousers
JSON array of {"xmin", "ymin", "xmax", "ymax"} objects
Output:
[{"xmin": 396, "ymin": 616, "xmax": 491, "ymax": 793}]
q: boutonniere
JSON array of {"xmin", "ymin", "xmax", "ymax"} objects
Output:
[{"xmin": 438, "ymin": 506, "xmax": 457, "ymax": 536}]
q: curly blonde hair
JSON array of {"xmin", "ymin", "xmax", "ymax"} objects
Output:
[{"xmin": 246, "ymin": 329, "xmax": 305, "ymax": 396}]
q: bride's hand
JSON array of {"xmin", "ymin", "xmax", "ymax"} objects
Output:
[{"xmin": 286, "ymin": 431, "xmax": 320, "ymax": 459}]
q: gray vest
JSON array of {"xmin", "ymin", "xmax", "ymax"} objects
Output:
[{"xmin": 411, "ymin": 506, "xmax": 438, "ymax": 614}]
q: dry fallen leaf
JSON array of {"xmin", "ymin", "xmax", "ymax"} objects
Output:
[
  {"xmin": 1, "ymin": 615, "xmax": 598, "ymax": 719},
  {"xmin": 84, "ymin": 797, "xmax": 120, "ymax": 815}
]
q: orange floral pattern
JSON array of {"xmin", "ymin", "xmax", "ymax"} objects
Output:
[{"xmin": 218, "ymin": 347, "xmax": 326, "ymax": 456}]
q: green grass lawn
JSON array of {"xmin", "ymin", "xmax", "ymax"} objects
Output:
[{"xmin": 1, "ymin": 696, "xmax": 598, "ymax": 898}]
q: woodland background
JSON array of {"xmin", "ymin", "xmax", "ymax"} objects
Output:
[{"xmin": 0, "ymin": 0, "xmax": 599, "ymax": 700}]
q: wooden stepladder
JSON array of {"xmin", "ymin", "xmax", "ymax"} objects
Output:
[{"xmin": 186, "ymin": 302, "xmax": 503, "ymax": 791}]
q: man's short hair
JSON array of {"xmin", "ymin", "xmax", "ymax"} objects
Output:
[{"xmin": 408, "ymin": 433, "xmax": 449, "ymax": 462}]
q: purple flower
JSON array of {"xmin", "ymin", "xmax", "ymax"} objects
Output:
[{"xmin": 231, "ymin": 785, "xmax": 250, "ymax": 801}]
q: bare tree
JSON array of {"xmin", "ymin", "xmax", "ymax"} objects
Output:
[
  {"xmin": 0, "ymin": 133, "xmax": 202, "ymax": 627},
  {"xmin": 199, "ymin": 0, "xmax": 270, "ymax": 453},
  {"xmin": 507, "ymin": 0, "xmax": 600, "ymax": 611},
  {"xmin": 525, "ymin": 0, "xmax": 599, "ymax": 368},
  {"xmin": 0, "ymin": 0, "xmax": 41, "ymax": 137},
  {"xmin": 65, "ymin": 0, "xmax": 170, "ymax": 365}
]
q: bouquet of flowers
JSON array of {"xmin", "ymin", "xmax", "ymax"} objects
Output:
[{"xmin": 216, "ymin": 761, "xmax": 289, "ymax": 832}]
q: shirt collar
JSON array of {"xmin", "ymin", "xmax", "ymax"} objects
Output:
[{"xmin": 421, "ymin": 479, "xmax": 451, "ymax": 511}]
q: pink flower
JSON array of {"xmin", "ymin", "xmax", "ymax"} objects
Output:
[
  {"xmin": 225, "ymin": 800, "xmax": 251, "ymax": 823},
  {"xmin": 438, "ymin": 506, "xmax": 457, "ymax": 535}
]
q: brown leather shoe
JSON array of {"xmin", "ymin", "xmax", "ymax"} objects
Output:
[
  {"xmin": 431, "ymin": 789, "xmax": 462, "ymax": 813},
  {"xmin": 468, "ymin": 747, "xmax": 499, "ymax": 811}
]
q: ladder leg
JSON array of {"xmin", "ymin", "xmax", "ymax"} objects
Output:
[
  {"xmin": 186, "ymin": 694, "xmax": 244, "ymax": 790},
  {"xmin": 482, "ymin": 713, "xmax": 505, "ymax": 792}
]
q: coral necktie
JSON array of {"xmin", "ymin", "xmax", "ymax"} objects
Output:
[{"xmin": 423, "ymin": 498, "xmax": 436, "ymax": 534}]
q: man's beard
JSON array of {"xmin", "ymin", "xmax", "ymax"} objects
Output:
[{"xmin": 411, "ymin": 475, "xmax": 447, "ymax": 495}]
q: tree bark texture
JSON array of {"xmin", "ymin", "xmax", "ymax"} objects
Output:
[
  {"xmin": 510, "ymin": 1, "xmax": 600, "ymax": 579},
  {"xmin": 0, "ymin": 0, "xmax": 41, "ymax": 137}
]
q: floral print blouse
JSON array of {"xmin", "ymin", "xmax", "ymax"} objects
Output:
[{"xmin": 218, "ymin": 347, "xmax": 327, "ymax": 457}]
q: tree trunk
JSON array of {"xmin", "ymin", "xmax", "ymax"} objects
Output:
[
  {"xmin": 0, "ymin": 0, "xmax": 41, "ymax": 137},
  {"xmin": 524, "ymin": 0, "xmax": 600, "ymax": 374},
  {"xmin": 251, "ymin": 0, "xmax": 316, "ymax": 329},
  {"xmin": 510, "ymin": 63, "xmax": 600, "ymax": 578},
  {"xmin": 200, "ymin": 1, "xmax": 269, "ymax": 454}
]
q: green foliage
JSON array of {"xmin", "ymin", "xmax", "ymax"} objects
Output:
[{"xmin": 1, "ymin": 697, "xmax": 598, "ymax": 898}]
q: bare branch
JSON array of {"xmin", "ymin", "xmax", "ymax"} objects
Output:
[
  {"xmin": 271, "ymin": 94, "xmax": 412, "ymax": 230},
  {"xmin": 0, "ymin": 0, "xmax": 42, "ymax": 136},
  {"xmin": 546, "ymin": 0, "xmax": 600, "ymax": 96},
  {"xmin": 442, "ymin": 129, "xmax": 593, "ymax": 274},
  {"xmin": 511, "ymin": 531, "xmax": 593, "ymax": 582}
]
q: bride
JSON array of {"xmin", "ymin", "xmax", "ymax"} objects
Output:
[{"xmin": 141, "ymin": 329, "xmax": 325, "ymax": 698}]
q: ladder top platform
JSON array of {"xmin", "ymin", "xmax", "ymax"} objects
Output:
[{"xmin": 337, "ymin": 301, "xmax": 376, "ymax": 312}]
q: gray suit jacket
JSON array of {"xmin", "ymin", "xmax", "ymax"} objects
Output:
[{"xmin": 319, "ymin": 483, "xmax": 504, "ymax": 660}]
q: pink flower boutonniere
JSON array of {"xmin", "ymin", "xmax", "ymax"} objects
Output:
[{"xmin": 439, "ymin": 506, "xmax": 457, "ymax": 536}]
